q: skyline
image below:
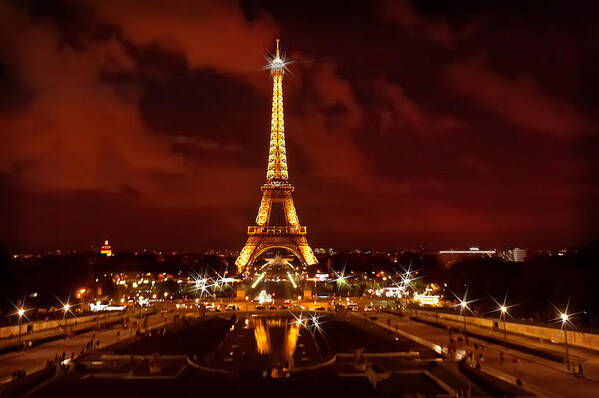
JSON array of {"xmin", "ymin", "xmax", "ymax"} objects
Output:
[
  {"xmin": 3, "ymin": 240, "xmax": 579, "ymax": 255},
  {"xmin": 1, "ymin": 1, "xmax": 598, "ymax": 251}
]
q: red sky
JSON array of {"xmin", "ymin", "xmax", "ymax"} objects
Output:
[{"xmin": 1, "ymin": 1, "xmax": 598, "ymax": 251}]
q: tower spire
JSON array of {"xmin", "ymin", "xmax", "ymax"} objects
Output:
[{"xmin": 267, "ymin": 39, "xmax": 288, "ymax": 182}]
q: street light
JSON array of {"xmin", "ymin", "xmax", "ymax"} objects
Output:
[
  {"xmin": 489, "ymin": 292, "xmax": 518, "ymax": 350},
  {"xmin": 62, "ymin": 303, "xmax": 71, "ymax": 329},
  {"xmin": 17, "ymin": 308, "xmax": 25, "ymax": 346},
  {"xmin": 561, "ymin": 312, "xmax": 570, "ymax": 371},
  {"xmin": 500, "ymin": 305, "xmax": 508, "ymax": 347},
  {"xmin": 550, "ymin": 300, "xmax": 579, "ymax": 373},
  {"xmin": 451, "ymin": 286, "xmax": 479, "ymax": 337},
  {"xmin": 460, "ymin": 301, "xmax": 468, "ymax": 333}
]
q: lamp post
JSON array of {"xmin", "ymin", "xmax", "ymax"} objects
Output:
[
  {"xmin": 500, "ymin": 305, "xmax": 508, "ymax": 346},
  {"xmin": 460, "ymin": 301, "xmax": 468, "ymax": 334},
  {"xmin": 17, "ymin": 308, "xmax": 25, "ymax": 346},
  {"xmin": 62, "ymin": 304, "xmax": 70, "ymax": 329},
  {"xmin": 561, "ymin": 313, "xmax": 570, "ymax": 371}
]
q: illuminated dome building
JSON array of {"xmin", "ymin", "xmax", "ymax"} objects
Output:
[{"xmin": 100, "ymin": 240, "xmax": 113, "ymax": 257}]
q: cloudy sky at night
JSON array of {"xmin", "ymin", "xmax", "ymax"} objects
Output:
[{"xmin": 1, "ymin": 0, "xmax": 598, "ymax": 251}]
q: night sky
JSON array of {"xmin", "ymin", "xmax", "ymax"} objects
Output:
[{"xmin": 1, "ymin": 1, "xmax": 598, "ymax": 251}]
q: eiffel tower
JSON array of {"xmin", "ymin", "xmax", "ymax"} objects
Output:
[{"xmin": 236, "ymin": 39, "xmax": 317, "ymax": 274}]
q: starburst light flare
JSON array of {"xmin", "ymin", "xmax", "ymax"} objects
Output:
[{"xmin": 449, "ymin": 286, "xmax": 482, "ymax": 315}]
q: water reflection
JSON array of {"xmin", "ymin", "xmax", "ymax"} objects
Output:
[
  {"xmin": 283, "ymin": 322, "xmax": 300, "ymax": 368},
  {"xmin": 253, "ymin": 319, "xmax": 271, "ymax": 354},
  {"xmin": 247, "ymin": 317, "xmax": 303, "ymax": 363},
  {"xmin": 203, "ymin": 315, "xmax": 330, "ymax": 375}
]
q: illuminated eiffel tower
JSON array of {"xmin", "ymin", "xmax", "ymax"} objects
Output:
[{"xmin": 236, "ymin": 39, "xmax": 317, "ymax": 274}]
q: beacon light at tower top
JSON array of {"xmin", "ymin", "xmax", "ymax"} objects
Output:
[{"xmin": 268, "ymin": 38, "xmax": 289, "ymax": 73}]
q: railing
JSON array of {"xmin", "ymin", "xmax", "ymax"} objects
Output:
[
  {"xmin": 248, "ymin": 226, "xmax": 306, "ymax": 235},
  {"xmin": 397, "ymin": 308, "xmax": 599, "ymax": 352}
]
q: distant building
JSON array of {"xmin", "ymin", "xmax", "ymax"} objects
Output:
[
  {"xmin": 537, "ymin": 248, "xmax": 576, "ymax": 257},
  {"xmin": 438, "ymin": 247, "xmax": 496, "ymax": 269},
  {"xmin": 513, "ymin": 248, "xmax": 527, "ymax": 262},
  {"xmin": 100, "ymin": 240, "xmax": 113, "ymax": 257},
  {"xmin": 498, "ymin": 247, "xmax": 527, "ymax": 262}
]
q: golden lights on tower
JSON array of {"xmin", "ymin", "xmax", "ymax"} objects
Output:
[
  {"xmin": 267, "ymin": 49, "xmax": 288, "ymax": 182},
  {"xmin": 256, "ymin": 195, "xmax": 272, "ymax": 226},
  {"xmin": 235, "ymin": 39, "xmax": 317, "ymax": 273},
  {"xmin": 267, "ymin": 39, "xmax": 288, "ymax": 182}
]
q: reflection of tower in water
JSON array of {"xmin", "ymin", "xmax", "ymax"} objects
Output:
[
  {"xmin": 250, "ymin": 317, "xmax": 300, "ymax": 369},
  {"xmin": 253, "ymin": 319, "xmax": 271, "ymax": 354},
  {"xmin": 283, "ymin": 322, "xmax": 300, "ymax": 369}
]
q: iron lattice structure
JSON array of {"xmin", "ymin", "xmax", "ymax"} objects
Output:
[{"xmin": 236, "ymin": 40, "xmax": 317, "ymax": 274}]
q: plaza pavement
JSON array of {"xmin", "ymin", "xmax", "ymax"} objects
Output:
[
  {"xmin": 0, "ymin": 311, "xmax": 170, "ymax": 383},
  {"xmin": 364, "ymin": 311, "xmax": 599, "ymax": 398}
]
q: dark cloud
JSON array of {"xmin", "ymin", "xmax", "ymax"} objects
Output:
[
  {"xmin": 373, "ymin": 77, "xmax": 463, "ymax": 136},
  {"xmin": 0, "ymin": 0, "xmax": 598, "ymax": 251},
  {"xmin": 378, "ymin": 0, "xmax": 461, "ymax": 45},
  {"xmin": 85, "ymin": 0, "xmax": 277, "ymax": 72},
  {"xmin": 443, "ymin": 57, "xmax": 589, "ymax": 136}
]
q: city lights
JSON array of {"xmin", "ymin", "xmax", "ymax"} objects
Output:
[
  {"xmin": 414, "ymin": 292, "xmax": 440, "ymax": 306},
  {"xmin": 330, "ymin": 266, "xmax": 355, "ymax": 291},
  {"xmin": 256, "ymin": 290, "xmax": 273, "ymax": 304},
  {"xmin": 392, "ymin": 263, "xmax": 423, "ymax": 293},
  {"xmin": 311, "ymin": 314, "xmax": 320, "ymax": 329}
]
